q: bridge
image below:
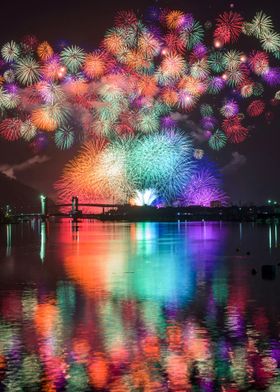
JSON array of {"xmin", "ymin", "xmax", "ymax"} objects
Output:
[{"xmin": 8, "ymin": 196, "xmax": 123, "ymax": 222}]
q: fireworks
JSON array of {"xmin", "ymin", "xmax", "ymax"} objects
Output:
[
  {"xmin": 15, "ymin": 57, "xmax": 41, "ymax": 86},
  {"xmin": 214, "ymin": 12, "xmax": 244, "ymax": 44},
  {"xmin": 222, "ymin": 116, "xmax": 249, "ymax": 144},
  {"xmin": 37, "ymin": 81, "xmax": 65, "ymax": 104},
  {"xmin": 37, "ymin": 41, "xmax": 54, "ymax": 61},
  {"xmin": 139, "ymin": 32, "xmax": 161, "ymax": 58},
  {"xmin": 166, "ymin": 10, "xmax": 186, "ymax": 30},
  {"xmin": 98, "ymin": 136, "xmax": 135, "ymax": 201},
  {"xmin": 200, "ymin": 104, "xmax": 213, "ymax": 117},
  {"xmin": 83, "ymin": 51, "xmax": 107, "ymax": 79},
  {"xmin": 220, "ymin": 99, "xmax": 239, "ymax": 118},
  {"xmin": 131, "ymin": 189, "xmax": 157, "ymax": 206},
  {"xmin": 208, "ymin": 52, "xmax": 226, "ymax": 73},
  {"xmin": 20, "ymin": 119, "xmax": 37, "ymax": 141},
  {"xmin": 247, "ymin": 12, "xmax": 273, "ymax": 39},
  {"xmin": 0, "ymin": 118, "xmax": 22, "ymax": 141},
  {"xmin": 262, "ymin": 67, "xmax": 280, "ymax": 86},
  {"xmin": 0, "ymin": 7, "xmax": 278, "ymax": 146},
  {"xmin": 208, "ymin": 129, "xmax": 227, "ymax": 150},
  {"xmin": 1, "ymin": 6, "xmax": 280, "ymax": 204},
  {"xmin": 31, "ymin": 103, "xmax": 69, "ymax": 132},
  {"xmin": 55, "ymin": 139, "xmax": 108, "ymax": 203},
  {"xmin": 1, "ymin": 41, "xmax": 20, "ymax": 62},
  {"xmin": 60, "ymin": 46, "xmax": 85, "ymax": 73},
  {"xmin": 0, "ymin": 87, "xmax": 17, "ymax": 110},
  {"xmin": 180, "ymin": 162, "xmax": 228, "ymax": 207},
  {"xmin": 194, "ymin": 149, "xmax": 204, "ymax": 159},
  {"xmin": 57, "ymin": 129, "xmax": 194, "ymax": 204},
  {"xmin": 55, "ymin": 126, "xmax": 75, "ymax": 149},
  {"xmin": 4, "ymin": 69, "xmax": 15, "ymax": 84},
  {"xmin": 128, "ymin": 130, "xmax": 194, "ymax": 201},
  {"xmin": 247, "ymin": 100, "xmax": 265, "ymax": 117},
  {"xmin": 261, "ymin": 32, "xmax": 280, "ymax": 53},
  {"xmin": 56, "ymin": 136, "xmax": 133, "ymax": 203},
  {"xmin": 224, "ymin": 50, "xmax": 242, "ymax": 70},
  {"xmin": 114, "ymin": 10, "xmax": 137, "ymax": 27},
  {"xmin": 184, "ymin": 21, "xmax": 204, "ymax": 50},
  {"xmin": 159, "ymin": 53, "xmax": 186, "ymax": 81},
  {"xmin": 248, "ymin": 51, "xmax": 269, "ymax": 75}
]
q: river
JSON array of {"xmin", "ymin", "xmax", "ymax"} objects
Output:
[{"xmin": 0, "ymin": 220, "xmax": 280, "ymax": 391}]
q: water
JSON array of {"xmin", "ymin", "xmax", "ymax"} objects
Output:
[{"xmin": 0, "ymin": 220, "xmax": 280, "ymax": 391}]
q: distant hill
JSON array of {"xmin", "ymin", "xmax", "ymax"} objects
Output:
[{"xmin": 0, "ymin": 172, "xmax": 44, "ymax": 213}]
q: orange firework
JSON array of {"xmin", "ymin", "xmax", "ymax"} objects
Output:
[
  {"xmin": 161, "ymin": 87, "xmax": 178, "ymax": 106},
  {"xmin": 137, "ymin": 75, "xmax": 158, "ymax": 97},
  {"xmin": 55, "ymin": 139, "xmax": 109, "ymax": 204},
  {"xmin": 64, "ymin": 79, "xmax": 88, "ymax": 96},
  {"xmin": 160, "ymin": 53, "xmax": 186, "ymax": 79},
  {"xmin": 102, "ymin": 31, "xmax": 125, "ymax": 56},
  {"xmin": 178, "ymin": 76, "xmax": 207, "ymax": 96},
  {"xmin": 125, "ymin": 50, "xmax": 149, "ymax": 70},
  {"xmin": 31, "ymin": 107, "xmax": 57, "ymax": 131},
  {"xmin": 84, "ymin": 51, "xmax": 107, "ymax": 79},
  {"xmin": 166, "ymin": 10, "xmax": 186, "ymax": 30},
  {"xmin": 37, "ymin": 41, "xmax": 54, "ymax": 61}
]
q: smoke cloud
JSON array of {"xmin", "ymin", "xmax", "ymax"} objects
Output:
[
  {"xmin": 221, "ymin": 152, "xmax": 247, "ymax": 174},
  {"xmin": 170, "ymin": 112, "xmax": 208, "ymax": 143},
  {"xmin": 0, "ymin": 155, "xmax": 50, "ymax": 179}
]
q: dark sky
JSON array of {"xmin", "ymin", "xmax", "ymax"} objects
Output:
[{"xmin": 0, "ymin": 0, "xmax": 279, "ymax": 204}]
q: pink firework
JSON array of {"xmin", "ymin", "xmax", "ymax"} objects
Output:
[
  {"xmin": 248, "ymin": 51, "xmax": 269, "ymax": 75},
  {"xmin": 41, "ymin": 55, "xmax": 65, "ymax": 81}
]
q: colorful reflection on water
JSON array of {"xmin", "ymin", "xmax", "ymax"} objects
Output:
[{"xmin": 0, "ymin": 220, "xmax": 280, "ymax": 391}]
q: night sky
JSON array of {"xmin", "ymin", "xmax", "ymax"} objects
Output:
[{"xmin": 0, "ymin": 0, "xmax": 279, "ymax": 204}]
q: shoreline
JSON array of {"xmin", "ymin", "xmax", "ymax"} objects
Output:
[{"xmin": 1, "ymin": 205, "xmax": 279, "ymax": 224}]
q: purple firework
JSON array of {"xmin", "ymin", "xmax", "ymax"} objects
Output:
[
  {"xmin": 262, "ymin": 67, "xmax": 280, "ymax": 86},
  {"xmin": 180, "ymin": 163, "xmax": 229, "ymax": 207}
]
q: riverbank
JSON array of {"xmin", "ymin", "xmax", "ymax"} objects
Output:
[
  {"xmin": 95, "ymin": 205, "xmax": 280, "ymax": 223},
  {"xmin": 1, "ymin": 204, "xmax": 279, "ymax": 224}
]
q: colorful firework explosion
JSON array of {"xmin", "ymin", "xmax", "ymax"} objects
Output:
[{"xmin": 0, "ymin": 7, "xmax": 280, "ymax": 204}]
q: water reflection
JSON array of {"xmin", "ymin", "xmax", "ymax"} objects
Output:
[
  {"xmin": 5, "ymin": 224, "xmax": 11, "ymax": 257},
  {"xmin": 40, "ymin": 222, "xmax": 47, "ymax": 262},
  {"xmin": 0, "ymin": 221, "xmax": 279, "ymax": 391}
]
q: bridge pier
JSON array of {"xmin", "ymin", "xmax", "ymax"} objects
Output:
[{"xmin": 71, "ymin": 196, "xmax": 81, "ymax": 221}]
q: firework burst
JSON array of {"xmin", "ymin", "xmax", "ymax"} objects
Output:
[{"xmin": 0, "ymin": 6, "xmax": 279, "ymax": 204}]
